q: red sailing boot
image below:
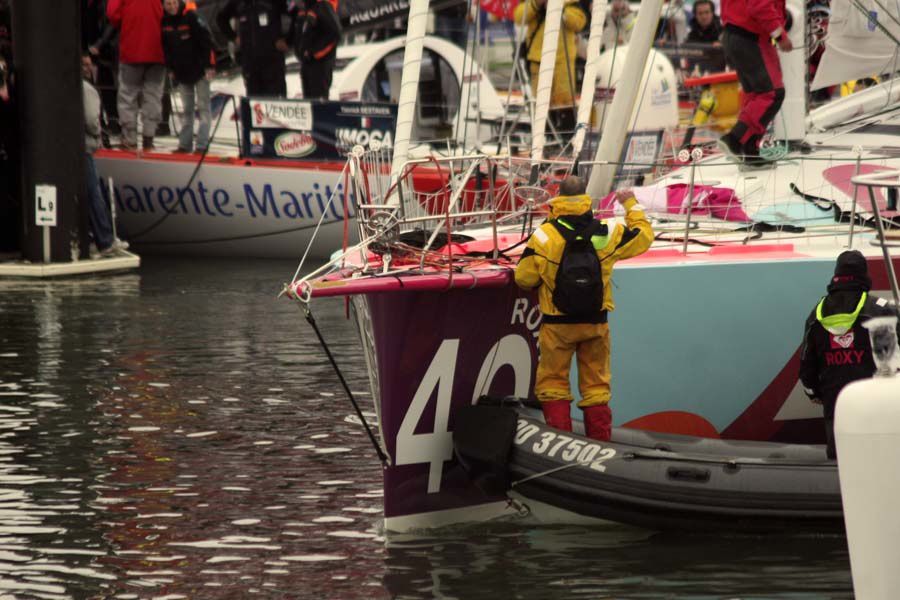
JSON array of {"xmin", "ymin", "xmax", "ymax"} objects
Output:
[
  {"xmin": 583, "ymin": 404, "xmax": 612, "ymax": 441},
  {"xmin": 541, "ymin": 400, "xmax": 573, "ymax": 432}
]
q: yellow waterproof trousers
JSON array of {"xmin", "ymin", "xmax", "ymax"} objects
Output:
[{"xmin": 535, "ymin": 322, "xmax": 611, "ymax": 408}]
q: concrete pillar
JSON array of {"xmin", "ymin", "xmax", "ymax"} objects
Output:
[{"xmin": 12, "ymin": 0, "xmax": 88, "ymax": 262}]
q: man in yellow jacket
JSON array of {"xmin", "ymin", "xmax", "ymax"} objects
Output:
[
  {"xmin": 514, "ymin": 176, "xmax": 653, "ymax": 440},
  {"xmin": 514, "ymin": 0, "xmax": 586, "ymax": 131}
]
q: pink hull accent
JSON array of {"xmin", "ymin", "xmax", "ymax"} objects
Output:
[
  {"xmin": 300, "ymin": 269, "xmax": 512, "ymax": 298},
  {"xmin": 823, "ymin": 164, "xmax": 900, "ymax": 217},
  {"xmin": 299, "ymin": 243, "xmax": 815, "ymax": 300}
]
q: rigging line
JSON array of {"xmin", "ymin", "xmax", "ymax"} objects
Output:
[
  {"xmin": 594, "ymin": 23, "xmax": 620, "ymax": 144},
  {"xmin": 126, "ymin": 95, "xmax": 231, "ymax": 240},
  {"xmin": 849, "ymin": 0, "xmax": 900, "ymax": 47},
  {"xmin": 460, "ymin": 0, "xmax": 475, "ymax": 149},
  {"xmin": 541, "ymin": 8, "xmax": 584, "ymax": 167},
  {"xmin": 473, "ymin": 0, "xmax": 485, "ymax": 146},
  {"xmin": 511, "ymin": 449, "xmax": 616, "ymax": 487},
  {"xmin": 499, "ymin": 1, "xmax": 535, "ymax": 142},
  {"xmin": 589, "ymin": 0, "xmax": 674, "ymax": 177},
  {"xmin": 302, "ymin": 307, "xmax": 389, "ymax": 467},
  {"xmin": 455, "ymin": 0, "xmax": 477, "ymax": 150},
  {"xmin": 869, "ymin": 0, "xmax": 900, "ymax": 33},
  {"xmin": 561, "ymin": 4, "xmax": 578, "ymax": 130},
  {"xmin": 294, "ymin": 161, "xmax": 350, "ymax": 282},
  {"xmin": 135, "ymin": 215, "xmax": 343, "ymax": 246},
  {"xmin": 625, "ymin": 0, "xmax": 677, "ymax": 136},
  {"xmin": 887, "ymin": 45, "xmax": 900, "ymax": 112}
]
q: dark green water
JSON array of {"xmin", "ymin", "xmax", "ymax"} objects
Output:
[{"xmin": 0, "ymin": 257, "xmax": 853, "ymax": 599}]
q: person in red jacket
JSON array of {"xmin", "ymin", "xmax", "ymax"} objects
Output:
[
  {"xmin": 717, "ymin": 0, "xmax": 792, "ymax": 167},
  {"xmin": 107, "ymin": 0, "xmax": 165, "ymax": 151}
]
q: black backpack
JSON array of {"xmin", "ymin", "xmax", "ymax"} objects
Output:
[{"xmin": 552, "ymin": 219, "xmax": 604, "ymax": 316}]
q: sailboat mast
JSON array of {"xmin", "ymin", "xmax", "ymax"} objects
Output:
[
  {"xmin": 773, "ymin": 0, "xmax": 806, "ymax": 142},
  {"xmin": 585, "ymin": 0, "xmax": 664, "ymax": 198},
  {"xmin": 387, "ymin": 1, "xmax": 430, "ymax": 205},
  {"xmin": 530, "ymin": 0, "xmax": 566, "ymax": 167},
  {"xmin": 571, "ymin": 0, "xmax": 609, "ymax": 157}
]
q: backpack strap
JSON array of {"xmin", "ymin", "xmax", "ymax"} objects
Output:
[
  {"xmin": 552, "ymin": 218, "xmax": 604, "ymax": 241},
  {"xmin": 551, "ymin": 218, "xmax": 578, "ymax": 242}
]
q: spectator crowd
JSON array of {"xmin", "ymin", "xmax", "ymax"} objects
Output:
[{"xmin": 78, "ymin": 0, "xmax": 342, "ymax": 153}]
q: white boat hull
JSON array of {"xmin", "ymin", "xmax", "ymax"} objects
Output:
[{"xmin": 94, "ymin": 151, "xmax": 355, "ymax": 259}]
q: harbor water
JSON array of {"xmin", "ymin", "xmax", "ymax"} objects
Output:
[{"xmin": 0, "ymin": 257, "xmax": 854, "ymax": 598}]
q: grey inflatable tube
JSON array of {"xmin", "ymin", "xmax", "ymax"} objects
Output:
[{"xmin": 453, "ymin": 402, "xmax": 843, "ymax": 532}]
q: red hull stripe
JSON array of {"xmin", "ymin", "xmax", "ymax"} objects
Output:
[{"xmin": 94, "ymin": 148, "xmax": 349, "ymax": 172}]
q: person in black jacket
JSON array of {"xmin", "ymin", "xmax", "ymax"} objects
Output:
[
  {"xmin": 685, "ymin": 0, "xmax": 725, "ymax": 73},
  {"xmin": 290, "ymin": 0, "xmax": 340, "ymax": 100},
  {"xmin": 163, "ymin": 0, "xmax": 215, "ymax": 152},
  {"xmin": 799, "ymin": 250, "xmax": 900, "ymax": 459},
  {"xmin": 686, "ymin": 0, "xmax": 721, "ymax": 43},
  {"xmin": 217, "ymin": 0, "xmax": 289, "ymax": 97}
]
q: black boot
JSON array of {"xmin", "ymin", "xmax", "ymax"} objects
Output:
[
  {"xmin": 825, "ymin": 418, "xmax": 837, "ymax": 460},
  {"xmin": 742, "ymin": 135, "xmax": 762, "ymax": 157},
  {"xmin": 717, "ymin": 132, "xmax": 744, "ymax": 163},
  {"xmin": 740, "ymin": 136, "xmax": 773, "ymax": 169},
  {"xmin": 142, "ymin": 136, "xmax": 155, "ymax": 150}
]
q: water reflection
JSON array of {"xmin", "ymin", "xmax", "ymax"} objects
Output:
[
  {"xmin": 0, "ymin": 257, "xmax": 854, "ymax": 598},
  {"xmin": 383, "ymin": 524, "xmax": 852, "ymax": 599}
]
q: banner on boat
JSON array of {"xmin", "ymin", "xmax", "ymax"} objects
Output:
[
  {"xmin": 618, "ymin": 131, "xmax": 663, "ymax": 174},
  {"xmin": 240, "ymin": 98, "xmax": 397, "ymax": 161},
  {"xmin": 341, "ymin": 0, "xmax": 465, "ymax": 33}
]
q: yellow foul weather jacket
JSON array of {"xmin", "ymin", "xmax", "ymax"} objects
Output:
[
  {"xmin": 514, "ymin": 193, "xmax": 654, "ymax": 320},
  {"xmin": 514, "ymin": 0, "xmax": 587, "ymax": 108}
]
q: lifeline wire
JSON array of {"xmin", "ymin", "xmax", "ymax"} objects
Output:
[
  {"xmin": 303, "ymin": 308, "xmax": 389, "ymax": 467},
  {"xmin": 127, "ymin": 95, "xmax": 231, "ymax": 240}
]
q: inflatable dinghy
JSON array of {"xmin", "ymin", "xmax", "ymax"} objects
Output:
[{"xmin": 453, "ymin": 399, "xmax": 843, "ymax": 532}]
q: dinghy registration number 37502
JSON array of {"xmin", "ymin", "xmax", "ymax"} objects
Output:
[{"xmin": 514, "ymin": 419, "xmax": 616, "ymax": 472}]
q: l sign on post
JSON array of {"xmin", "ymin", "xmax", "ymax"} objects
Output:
[
  {"xmin": 35, "ymin": 184, "xmax": 57, "ymax": 263},
  {"xmin": 35, "ymin": 184, "xmax": 57, "ymax": 226}
]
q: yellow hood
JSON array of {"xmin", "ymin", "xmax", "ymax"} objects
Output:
[{"xmin": 548, "ymin": 194, "xmax": 593, "ymax": 219}]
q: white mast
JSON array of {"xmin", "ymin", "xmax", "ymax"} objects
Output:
[
  {"xmin": 387, "ymin": 1, "xmax": 430, "ymax": 205},
  {"xmin": 585, "ymin": 0, "xmax": 664, "ymax": 198},
  {"xmin": 571, "ymin": 0, "xmax": 609, "ymax": 157},
  {"xmin": 530, "ymin": 0, "xmax": 566, "ymax": 167},
  {"xmin": 773, "ymin": 0, "xmax": 806, "ymax": 141}
]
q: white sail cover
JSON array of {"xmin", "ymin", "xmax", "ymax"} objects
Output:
[{"xmin": 811, "ymin": 0, "xmax": 900, "ymax": 90}]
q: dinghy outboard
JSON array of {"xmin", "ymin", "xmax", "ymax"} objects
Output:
[{"xmin": 453, "ymin": 398, "xmax": 843, "ymax": 532}]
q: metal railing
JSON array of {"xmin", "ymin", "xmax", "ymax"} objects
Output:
[
  {"xmin": 850, "ymin": 169, "xmax": 900, "ymax": 305},
  {"xmin": 290, "ymin": 142, "xmax": 900, "ymax": 298}
]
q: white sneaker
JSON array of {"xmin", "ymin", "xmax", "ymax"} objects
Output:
[{"xmin": 99, "ymin": 238, "xmax": 130, "ymax": 257}]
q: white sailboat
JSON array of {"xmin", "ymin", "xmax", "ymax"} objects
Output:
[
  {"xmin": 93, "ymin": 31, "xmax": 504, "ymax": 258},
  {"xmin": 287, "ymin": 0, "xmax": 900, "ymax": 532}
]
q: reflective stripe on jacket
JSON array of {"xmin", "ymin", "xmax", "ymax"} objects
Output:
[{"xmin": 799, "ymin": 291, "xmax": 899, "ymax": 412}]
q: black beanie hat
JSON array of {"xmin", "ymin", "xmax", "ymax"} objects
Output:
[{"xmin": 830, "ymin": 250, "xmax": 871, "ymax": 291}]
